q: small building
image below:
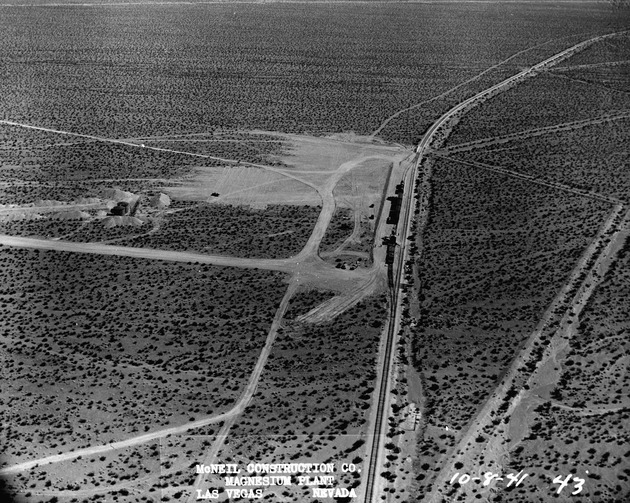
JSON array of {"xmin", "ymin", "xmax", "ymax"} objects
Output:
[
  {"xmin": 402, "ymin": 403, "xmax": 422, "ymax": 431},
  {"xmin": 110, "ymin": 201, "xmax": 130, "ymax": 216},
  {"xmin": 385, "ymin": 242, "xmax": 396, "ymax": 265},
  {"xmin": 386, "ymin": 196, "xmax": 402, "ymax": 225},
  {"xmin": 149, "ymin": 193, "xmax": 171, "ymax": 210}
]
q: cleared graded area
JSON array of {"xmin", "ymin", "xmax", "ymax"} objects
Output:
[
  {"xmin": 0, "ymin": 247, "xmax": 286, "ymax": 465},
  {"xmin": 136, "ymin": 130, "xmax": 287, "ymax": 166},
  {"xmin": 409, "ymin": 158, "xmax": 612, "ymax": 499},
  {"xmin": 165, "ymin": 165, "xmax": 321, "ymax": 207}
]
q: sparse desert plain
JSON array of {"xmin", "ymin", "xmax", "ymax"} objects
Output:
[{"xmin": 0, "ymin": 2, "xmax": 629, "ymax": 503}]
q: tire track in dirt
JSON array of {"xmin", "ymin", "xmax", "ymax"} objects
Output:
[
  {"xmin": 440, "ymin": 112, "xmax": 630, "ymax": 154},
  {"xmin": 430, "ymin": 152, "xmax": 624, "ymax": 205},
  {"xmin": 424, "ymin": 205, "xmax": 627, "ymax": 503}
]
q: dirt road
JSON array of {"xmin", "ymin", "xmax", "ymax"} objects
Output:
[
  {"xmin": 377, "ymin": 28, "xmax": 630, "ymax": 503},
  {"xmin": 441, "ymin": 112, "xmax": 630, "ymax": 154},
  {"xmin": 0, "ymin": 135, "xmax": 407, "ymax": 483},
  {"xmin": 431, "ymin": 152, "xmax": 624, "ymax": 205},
  {"xmin": 0, "ymin": 280, "xmax": 299, "ymax": 478}
]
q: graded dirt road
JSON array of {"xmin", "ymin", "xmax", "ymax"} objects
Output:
[
  {"xmin": 0, "ymin": 279, "xmax": 300, "ymax": 478},
  {"xmin": 362, "ymin": 28, "xmax": 630, "ymax": 503},
  {"xmin": 0, "ymin": 133, "xmax": 408, "ymax": 485},
  {"xmin": 369, "ymin": 32, "xmax": 592, "ymax": 139},
  {"xmin": 425, "ymin": 204, "xmax": 627, "ymax": 503},
  {"xmin": 406, "ymin": 28, "xmax": 630, "ymax": 503}
]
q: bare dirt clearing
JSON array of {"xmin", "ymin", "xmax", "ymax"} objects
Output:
[
  {"xmin": 275, "ymin": 132, "xmax": 403, "ymax": 174},
  {"xmin": 165, "ymin": 165, "xmax": 320, "ymax": 207}
]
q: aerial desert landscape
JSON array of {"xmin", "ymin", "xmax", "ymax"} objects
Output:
[{"xmin": 0, "ymin": 1, "xmax": 628, "ymax": 502}]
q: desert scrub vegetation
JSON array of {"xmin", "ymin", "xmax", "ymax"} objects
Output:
[
  {"xmin": 1, "ymin": 4, "xmax": 624, "ymax": 144},
  {"xmin": 0, "ymin": 182, "xmax": 98, "ymax": 206},
  {"xmin": 2, "ymin": 427, "xmax": 222, "ymax": 500},
  {"xmin": 550, "ymin": 63, "xmax": 630, "ymax": 94},
  {"xmin": 446, "ymin": 72, "xmax": 630, "ymax": 145},
  {"xmin": 377, "ymin": 65, "xmax": 518, "ymax": 145},
  {"xmin": 69, "ymin": 219, "xmax": 150, "ymax": 243},
  {"xmin": 413, "ymin": 159, "xmax": 612, "ymax": 428},
  {"xmin": 450, "ymin": 118, "xmax": 630, "ymax": 200},
  {"xmin": 319, "ymin": 207, "xmax": 354, "ymax": 253},
  {"xmin": 224, "ymin": 294, "xmax": 387, "ymax": 500},
  {"xmin": 0, "ymin": 129, "xmax": 204, "ymax": 182},
  {"xmin": 127, "ymin": 203, "xmax": 321, "ymax": 259},
  {"xmin": 0, "ymin": 219, "xmax": 81, "ymax": 238},
  {"xmin": 503, "ymin": 404, "xmax": 629, "ymax": 503},
  {"xmin": 0, "ymin": 247, "xmax": 286, "ymax": 464},
  {"xmin": 343, "ymin": 217, "xmax": 375, "ymax": 256},
  {"xmin": 553, "ymin": 234, "xmax": 630, "ymax": 410},
  {"xmin": 0, "ymin": 179, "xmax": 163, "ymax": 206},
  {"xmin": 409, "ymin": 158, "xmax": 612, "ymax": 491},
  {"xmin": 283, "ymin": 288, "xmax": 336, "ymax": 320},
  {"xmin": 554, "ymin": 33, "xmax": 630, "ymax": 68}
]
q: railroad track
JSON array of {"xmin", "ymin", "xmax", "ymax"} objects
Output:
[
  {"xmin": 362, "ymin": 156, "xmax": 418, "ymax": 503},
  {"xmin": 360, "ymin": 28, "xmax": 629, "ymax": 503}
]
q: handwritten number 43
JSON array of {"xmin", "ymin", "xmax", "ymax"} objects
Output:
[{"xmin": 553, "ymin": 474, "xmax": 585, "ymax": 495}]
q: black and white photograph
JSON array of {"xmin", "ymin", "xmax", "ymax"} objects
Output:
[{"xmin": 0, "ymin": 0, "xmax": 628, "ymax": 502}]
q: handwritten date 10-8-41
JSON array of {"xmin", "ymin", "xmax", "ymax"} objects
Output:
[{"xmin": 449, "ymin": 471, "xmax": 586, "ymax": 495}]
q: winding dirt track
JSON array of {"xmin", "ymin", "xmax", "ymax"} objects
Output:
[
  {"xmin": 184, "ymin": 279, "xmax": 298, "ymax": 503},
  {"xmin": 427, "ymin": 205, "xmax": 626, "ymax": 503},
  {"xmin": 0, "ymin": 279, "xmax": 299, "ymax": 478},
  {"xmin": 2, "ymin": 25, "xmax": 627, "ymax": 503}
]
